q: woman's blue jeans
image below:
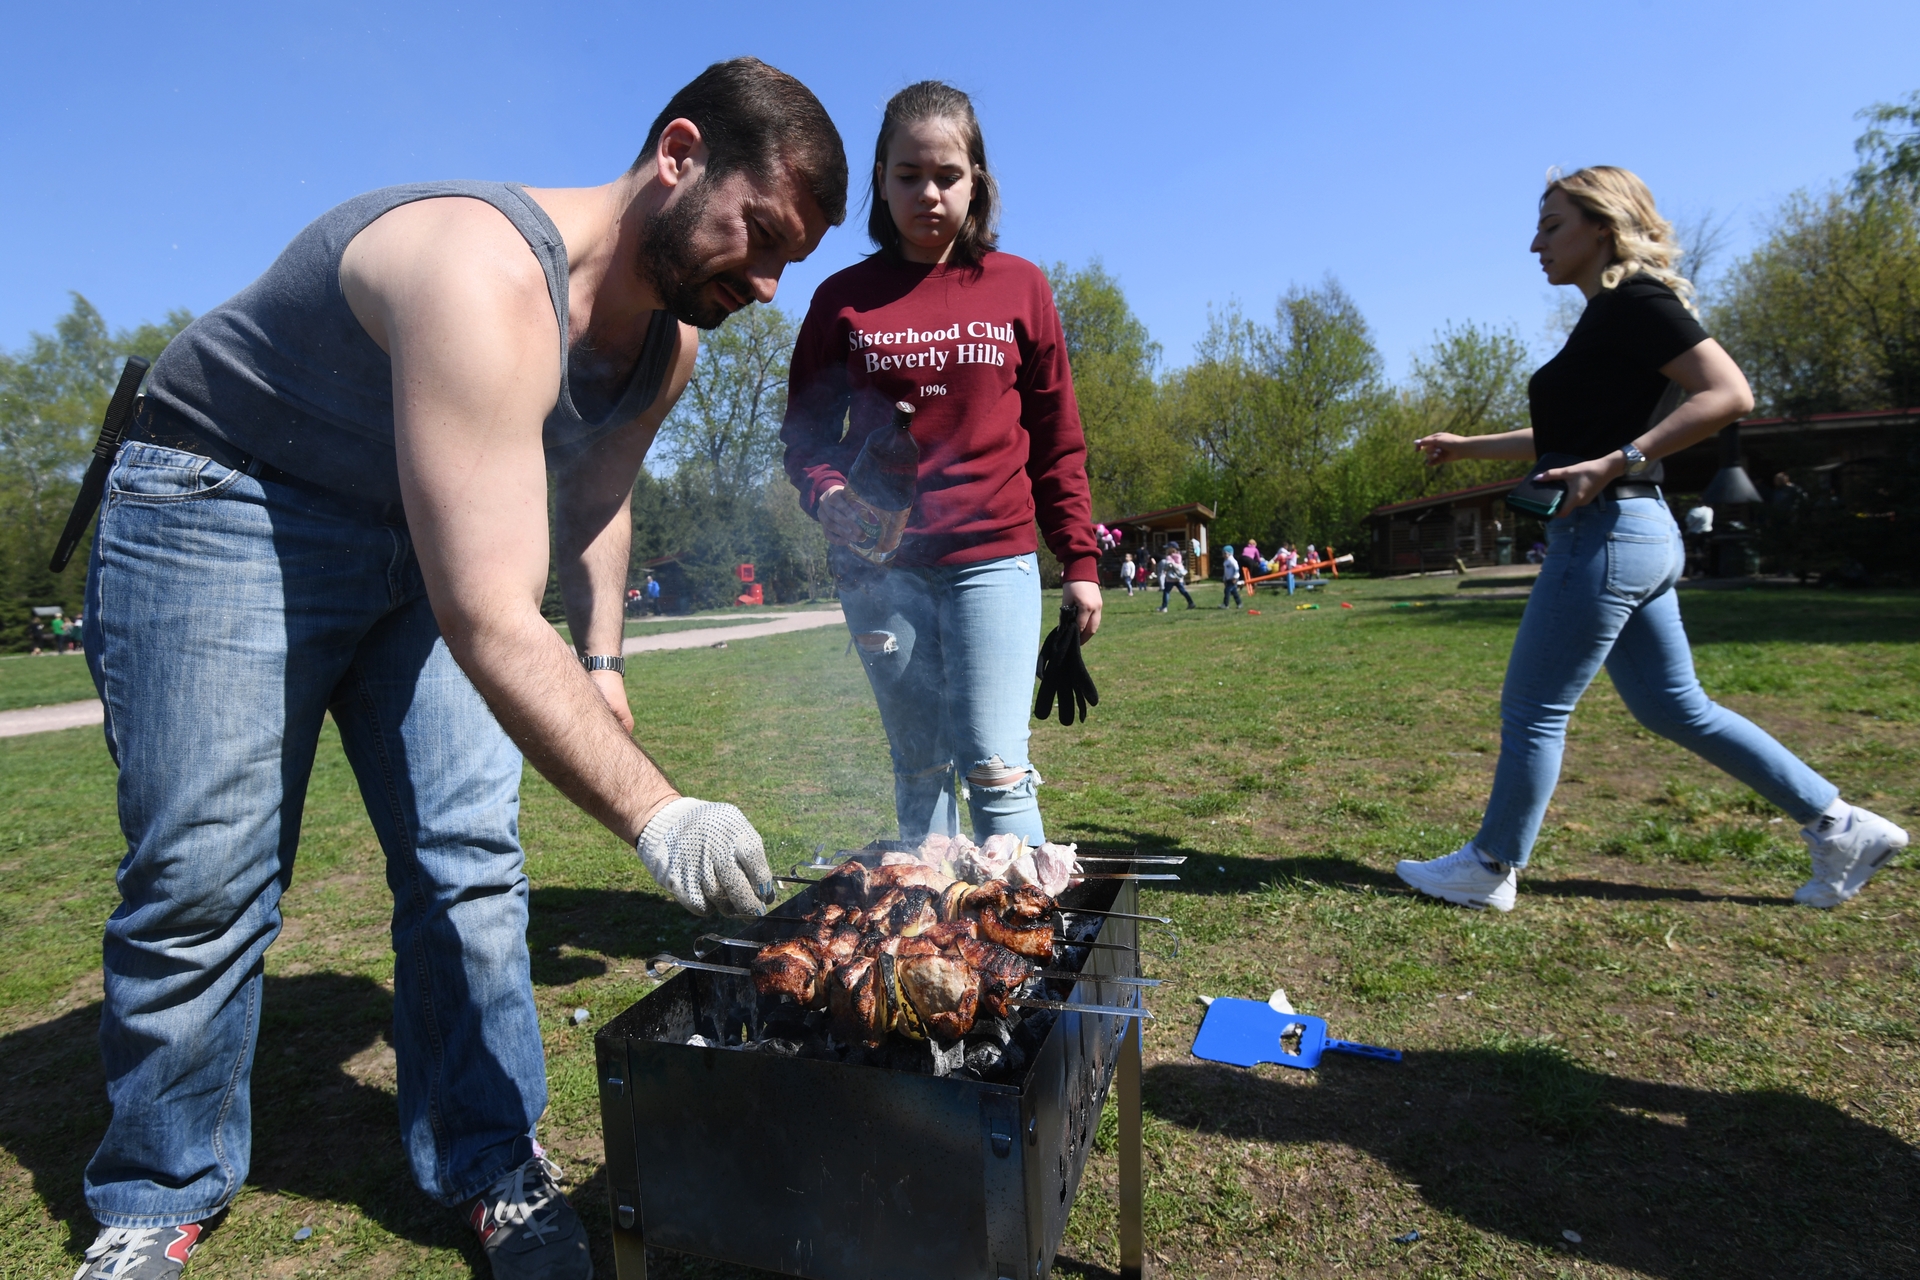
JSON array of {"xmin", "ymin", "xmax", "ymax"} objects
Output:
[
  {"xmin": 80, "ymin": 443, "xmax": 546, "ymax": 1227},
  {"xmin": 1475, "ymin": 496, "xmax": 1836, "ymax": 867},
  {"xmin": 839, "ymin": 554, "xmax": 1045, "ymax": 844}
]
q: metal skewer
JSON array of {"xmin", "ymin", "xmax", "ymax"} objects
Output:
[
  {"xmin": 647, "ymin": 954, "xmax": 1153, "ymax": 1020},
  {"xmin": 1052, "ymin": 906, "xmax": 1174, "ymax": 925},
  {"xmin": 1012, "ymin": 997, "xmax": 1153, "ymax": 1020},
  {"xmin": 1072, "ymin": 855, "xmax": 1187, "ymax": 865}
]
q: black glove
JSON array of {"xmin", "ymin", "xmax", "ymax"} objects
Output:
[{"xmin": 1034, "ymin": 605, "xmax": 1099, "ymax": 726}]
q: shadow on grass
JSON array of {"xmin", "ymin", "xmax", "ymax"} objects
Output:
[
  {"xmin": 1377, "ymin": 585, "xmax": 1920, "ymax": 647},
  {"xmin": 1071, "ymin": 823, "xmax": 1404, "ymax": 897},
  {"xmin": 0, "ymin": 974, "xmax": 488, "ymax": 1277},
  {"xmin": 1525, "ymin": 876, "xmax": 1788, "ymax": 908},
  {"xmin": 526, "ymin": 887, "xmax": 721, "ymax": 982},
  {"xmin": 1148, "ymin": 1050, "xmax": 1919, "ymax": 1279}
]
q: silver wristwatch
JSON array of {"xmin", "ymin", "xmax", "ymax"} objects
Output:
[
  {"xmin": 580, "ymin": 655, "xmax": 627, "ymax": 675},
  {"xmin": 1619, "ymin": 443, "xmax": 1652, "ymax": 476}
]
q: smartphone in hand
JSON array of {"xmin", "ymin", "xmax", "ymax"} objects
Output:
[{"xmin": 1505, "ymin": 452, "xmax": 1583, "ymax": 519}]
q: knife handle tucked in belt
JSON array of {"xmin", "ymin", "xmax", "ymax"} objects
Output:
[{"xmin": 49, "ymin": 355, "xmax": 149, "ymax": 573}]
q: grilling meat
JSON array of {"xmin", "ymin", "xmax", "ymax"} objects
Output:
[
  {"xmin": 895, "ymin": 948, "xmax": 981, "ymax": 1040},
  {"xmin": 750, "ymin": 938, "xmax": 825, "ymax": 1006},
  {"xmin": 861, "ymin": 884, "xmax": 940, "ymax": 936},
  {"xmin": 827, "ymin": 954, "xmax": 887, "ymax": 1047},
  {"xmin": 975, "ymin": 905, "xmax": 1055, "ymax": 963},
  {"xmin": 749, "ymin": 861, "xmax": 1073, "ymax": 1043},
  {"xmin": 816, "ymin": 859, "xmax": 871, "ymax": 907},
  {"xmin": 865, "ymin": 861, "xmax": 953, "ymax": 896}
]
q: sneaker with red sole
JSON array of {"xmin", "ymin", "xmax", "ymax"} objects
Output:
[
  {"xmin": 74, "ymin": 1223, "xmax": 204, "ymax": 1279},
  {"xmin": 465, "ymin": 1151, "xmax": 592, "ymax": 1279}
]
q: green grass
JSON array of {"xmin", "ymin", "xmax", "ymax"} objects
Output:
[
  {"xmin": 0, "ymin": 652, "xmax": 98, "ymax": 711},
  {"xmin": 2, "ymin": 576, "xmax": 1917, "ymax": 1278}
]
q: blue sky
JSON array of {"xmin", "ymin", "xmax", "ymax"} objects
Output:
[{"xmin": 4, "ymin": 1, "xmax": 1915, "ymax": 378}]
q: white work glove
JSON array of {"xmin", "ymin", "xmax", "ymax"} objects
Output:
[{"xmin": 635, "ymin": 797, "xmax": 775, "ymax": 917}]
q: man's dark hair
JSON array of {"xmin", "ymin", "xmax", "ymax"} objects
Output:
[
  {"xmin": 867, "ymin": 81, "xmax": 998, "ymax": 267},
  {"xmin": 634, "ymin": 57, "xmax": 847, "ymax": 226}
]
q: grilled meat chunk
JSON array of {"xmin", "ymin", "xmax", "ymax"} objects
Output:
[
  {"xmin": 976, "ymin": 904, "xmax": 1055, "ymax": 963},
  {"xmin": 947, "ymin": 933, "xmax": 1034, "ymax": 1019},
  {"xmin": 863, "ymin": 884, "xmax": 940, "ymax": 936},
  {"xmin": 828, "ymin": 954, "xmax": 887, "ymax": 1047},
  {"xmin": 864, "ymin": 862, "xmax": 953, "ymax": 896},
  {"xmin": 750, "ymin": 938, "xmax": 825, "ymax": 1005},
  {"xmin": 896, "ymin": 950, "xmax": 981, "ymax": 1041},
  {"xmin": 816, "ymin": 860, "xmax": 871, "ymax": 907},
  {"xmin": 810, "ymin": 921, "xmax": 863, "ymax": 961}
]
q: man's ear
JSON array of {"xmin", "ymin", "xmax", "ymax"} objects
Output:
[{"xmin": 654, "ymin": 118, "xmax": 708, "ymax": 189}]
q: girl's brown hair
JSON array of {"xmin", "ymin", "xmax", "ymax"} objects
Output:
[{"xmin": 867, "ymin": 81, "xmax": 998, "ymax": 267}]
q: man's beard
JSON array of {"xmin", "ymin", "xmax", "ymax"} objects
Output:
[{"xmin": 635, "ymin": 176, "xmax": 754, "ymax": 330}]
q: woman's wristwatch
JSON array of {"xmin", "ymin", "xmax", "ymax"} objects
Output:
[
  {"xmin": 1619, "ymin": 443, "xmax": 1652, "ymax": 476},
  {"xmin": 580, "ymin": 655, "xmax": 627, "ymax": 676}
]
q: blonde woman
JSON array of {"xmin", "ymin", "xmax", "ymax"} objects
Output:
[{"xmin": 1396, "ymin": 166, "xmax": 1907, "ymax": 912}]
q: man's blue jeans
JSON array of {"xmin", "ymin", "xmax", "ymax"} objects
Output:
[
  {"xmin": 839, "ymin": 554, "xmax": 1045, "ymax": 844},
  {"xmin": 80, "ymin": 443, "xmax": 546, "ymax": 1227},
  {"xmin": 1475, "ymin": 496, "xmax": 1836, "ymax": 867}
]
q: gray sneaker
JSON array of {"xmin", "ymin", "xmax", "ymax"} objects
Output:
[
  {"xmin": 74, "ymin": 1224, "xmax": 204, "ymax": 1279},
  {"xmin": 465, "ymin": 1153, "xmax": 593, "ymax": 1279}
]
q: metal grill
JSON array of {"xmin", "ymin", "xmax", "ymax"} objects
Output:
[{"xmin": 594, "ymin": 860, "xmax": 1157, "ymax": 1279}]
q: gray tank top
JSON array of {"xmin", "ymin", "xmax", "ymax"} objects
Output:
[{"xmin": 146, "ymin": 180, "xmax": 678, "ymax": 505}]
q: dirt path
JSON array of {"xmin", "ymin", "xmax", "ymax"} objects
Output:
[
  {"xmin": 0, "ymin": 610, "xmax": 848, "ymax": 738},
  {"xmin": 621, "ymin": 608, "xmax": 844, "ymax": 654},
  {"xmin": 0, "ymin": 700, "xmax": 103, "ymax": 738}
]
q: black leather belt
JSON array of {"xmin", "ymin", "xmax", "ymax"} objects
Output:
[
  {"xmin": 126, "ymin": 401, "xmax": 311, "ymax": 489},
  {"xmin": 125, "ymin": 402, "xmax": 404, "ymax": 523},
  {"xmin": 1601, "ymin": 481, "xmax": 1662, "ymax": 502}
]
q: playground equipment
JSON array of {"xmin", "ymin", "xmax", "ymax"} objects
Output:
[
  {"xmin": 1243, "ymin": 546, "xmax": 1355, "ymax": 595},
  {"xmin": 735, "ymin": 563, "xmax": 763, "ymax": 607}
]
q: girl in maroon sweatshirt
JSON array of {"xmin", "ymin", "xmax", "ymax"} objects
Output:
[{"xmin": 781, "ymin": 81, "xmax": 1101, "ymax": 845}]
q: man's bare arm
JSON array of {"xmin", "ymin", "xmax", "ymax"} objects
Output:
[
  {"xmin": 550, "ymin": 323, "xmax": 699, "ymax": 734},
  {"xmin": 341, "ymin": 199, "xmax": 677, "ymax": 842}
]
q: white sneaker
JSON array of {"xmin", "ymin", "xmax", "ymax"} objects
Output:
[
  {"xmin": 1396, "ymin": 845, "xmax": 1517, "ymax": 911},
  {"xmin": 1794, "ymin": 804, "xmax": 1909, "ymax": 908}
]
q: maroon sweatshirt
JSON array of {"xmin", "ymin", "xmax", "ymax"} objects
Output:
[{"xmin": 780, "ymin": 252, "xmax": 1099, "ymax": 583}]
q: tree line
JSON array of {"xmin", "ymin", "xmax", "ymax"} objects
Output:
[{"xmin": 3, "ymin": 91, "xmax": 1914, "ymax": 639}]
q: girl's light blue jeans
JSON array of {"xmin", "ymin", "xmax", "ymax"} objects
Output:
[
  {"xmin": 80, "ymin": 442, "xmax": 546, "ymax": 1227},
  {"xmin": 839, "ymin": 554, "xmax": 1046, "ymax": 844},
  {"xmin": 1475, "ymin": 496, "xmax": 1836, "ymax": 868}
]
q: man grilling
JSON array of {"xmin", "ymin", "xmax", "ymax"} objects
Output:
[{"xmin": 73, "ymin": 58, "xmax": 845, "ymax": 1280}]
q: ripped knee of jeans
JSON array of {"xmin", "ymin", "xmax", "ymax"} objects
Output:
[
  {"xmin": 854, "ymin": 630, "xmax": 899, "ymax": 656},
  {"xmin": 965, "ymin": 755, "xmax": 1031, "ymax": 790}
]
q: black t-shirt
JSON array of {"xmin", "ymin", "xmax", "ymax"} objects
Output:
[{"xmin": 1528, "ymin": 274, "xmax": 1708, "ymax": 461}]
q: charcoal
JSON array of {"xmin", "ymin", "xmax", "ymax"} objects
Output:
[
  {"xmin": 965, "ymin": 1041, "xmax": 1005, "ymax": 1074},
  {"xmin": 741, "ymin": 1037, "xmax": 801, "ymax": 1057},
  {"xmin": 930, "ymin": 1039, "xmax": 966, "ymax": 1077}
]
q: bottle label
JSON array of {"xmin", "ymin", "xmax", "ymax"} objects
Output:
[{"xmin": 843, "ymin": 489, "xmax": 911, "ymax": 566}]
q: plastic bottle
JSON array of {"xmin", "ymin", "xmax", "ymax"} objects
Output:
[{"xmin": 832, "ymin": 401, "xmax": 919, "ymax": 580}]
